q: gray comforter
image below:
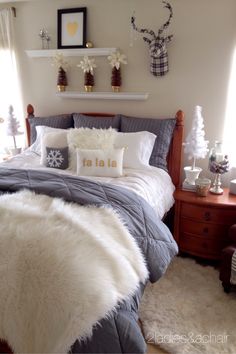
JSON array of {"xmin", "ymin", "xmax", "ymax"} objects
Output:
[{"xmin": 0, "ymin": 168, "xmax": 178, "ymax": 354}]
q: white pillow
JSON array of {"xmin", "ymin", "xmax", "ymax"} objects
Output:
[
  {"xmin": 40, "ymin": 131, "xmax": 68, "ymax": 166},
  {"xmin": 29, "ymin": 126, "xmax": 67, "ymax": 155},
  {"xmin": 114, "ymin": 131, "xmax": 156, "ymax": 169},
  {"xmin": 77, "ymin": 148, "xmax": 124, "ymax": 177},
  {"xmin": 67, "ymin": 127, "xmax": 118, "ymax": 171}
]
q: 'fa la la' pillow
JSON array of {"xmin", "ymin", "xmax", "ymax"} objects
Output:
[{"xmin": 77, "ymin": 148, "xmax": 124, "ymax": 177}]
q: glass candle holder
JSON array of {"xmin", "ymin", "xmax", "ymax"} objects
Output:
[{"xmin": 208, "ymin": 141, "xmax": 229, "ymax": 194}]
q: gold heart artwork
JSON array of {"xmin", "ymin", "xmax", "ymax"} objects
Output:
[{"xmin": 67, "ymin": 22, "xmax": 78, "ymax": 37}]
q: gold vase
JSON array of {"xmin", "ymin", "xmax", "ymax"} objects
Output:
[
  {"xmin": 57, "ymin": 85, "xmax": 66, "ymax": 92},
  {"xmin": 112, "ymin": 86, "xmax": 120, "ymax": 92},
  {"xmin": 85, "ymin": 85, "xmax": 93, "ymax": 92}
]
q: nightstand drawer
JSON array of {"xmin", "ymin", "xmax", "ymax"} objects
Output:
[
  {"xmin": 181, "ymin": 204, "xmax": 236, "ymax": 224},
  {"xmin": 180, "ymin": 219, "xmax": 229, "ymax": 238},
  {"xmin": 179, "ymin": 233, "xmax": 224, "ymax": 259},
  {"xmin": 174, "ymin": 189, "xmax": 236, "ymax": 260}
]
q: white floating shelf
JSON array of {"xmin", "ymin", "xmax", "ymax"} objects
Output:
[
  {"xmin": 25, "ymin": 48, "xmax": 117, "ymax": 58},
  {"xmin": 56, "ymin": 91, "xmax": 149, "ymax": 101}
]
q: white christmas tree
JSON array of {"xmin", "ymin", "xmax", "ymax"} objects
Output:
[
  {"xmin": 184, "ymin": 105, "xmax": 209, "ymax": 170},
  {"xmin": 6, "ymin": 105, "xmax": 23, "ymax": 149}
]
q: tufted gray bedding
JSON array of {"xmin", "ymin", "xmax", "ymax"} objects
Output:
[{"xmin": 0, "ymin": 168, "xmax": 178, "ymax": 354}]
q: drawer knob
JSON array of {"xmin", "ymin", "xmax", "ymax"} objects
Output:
[
  {"xmin": 204, "ymin": 212, "xmax": 211, "ymax": 221},
  {"xmin": 203, "ymin": 227, "xmax": 209, "ymax": 234}
]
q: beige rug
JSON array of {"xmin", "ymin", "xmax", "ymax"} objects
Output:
[{"xmin": 139, "ymin": 257, "xmax": 236, "ymax": 354}]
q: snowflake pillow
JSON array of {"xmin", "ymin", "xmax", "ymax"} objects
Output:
[
  {"xmin": 46, "ymin": 146, "xmax": 69, "ymax": 170},
  {"xmin": 41, "ymin": 131, "xmax": 68, "ymax": 165}
]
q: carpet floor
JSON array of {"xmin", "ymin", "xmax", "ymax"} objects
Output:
[{"xmin": 140, "ymin": 256, "xmax": 236, "ymax": 354}]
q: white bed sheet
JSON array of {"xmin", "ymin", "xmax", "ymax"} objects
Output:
[{"xmin": 0, "ymin": 150, "xmax": 175, "ymax": 219}]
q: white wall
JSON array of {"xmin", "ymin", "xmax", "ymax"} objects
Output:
[{"xmin": 1, "ymin": 0, "xmax": 236, "ymax": 183}]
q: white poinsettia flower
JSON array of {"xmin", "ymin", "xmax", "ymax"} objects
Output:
[
  {"xmin": 77, "ymin": 56, "xmax": 97, "ymax": 74},
  {"xmin": 108, "ymin": 51, "xmax": 127, "ymax": 70},
  {"xmin": 51, "ymin": 53, "xmax": 69, "ymax": 71}
]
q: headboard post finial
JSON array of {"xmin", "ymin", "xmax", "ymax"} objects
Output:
[
  {"xmin": 175, "ymin": 110, "xmax": 184, "ymax": 126},
  {"xmin": 25, "ymin": 104, "xmax": 35, "ymax": 146},
  {"xmin": 27, "ymin": 104, "xmax": 34, "ymax": 117}
]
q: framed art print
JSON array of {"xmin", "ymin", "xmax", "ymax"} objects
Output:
[{"xmin": 57, "ymin": 7, "xmax": 87, "ymax": 49}]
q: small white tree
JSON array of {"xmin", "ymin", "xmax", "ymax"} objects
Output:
[
  {"xmin": 6, "ymin": 105, "xmax": 23, "ymax": 148},
  {"xmin": 184, "ymin": 105, "xmax": 209, "ymax": 170}
]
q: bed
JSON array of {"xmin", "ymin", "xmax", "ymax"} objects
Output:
[{"xmin": 0, "ymin": 105, "xmax": 184, "ymax": 354}]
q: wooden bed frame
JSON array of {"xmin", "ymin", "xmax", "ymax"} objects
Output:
[{"xmin": 25, "ymin": 104, "xmax": 184, "ymax": 187}]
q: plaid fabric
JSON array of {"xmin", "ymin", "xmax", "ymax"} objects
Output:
[
  {"xmin": 151, "ymin": 50, "xmax": 169, "ymax": 76},
  {"xmin": 131, "ymin": 0, "xmax": 173, "ymax": 77}
]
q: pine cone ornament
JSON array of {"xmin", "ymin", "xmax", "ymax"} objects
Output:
[
  {"xmin": 84, "ymin": 71, "xmax": 94, "ymax": 91},
  {"xmin": 84, "ymin": 71, "xmax": 94, "ymax": 86},
  {"xmin": 111, "ymin": 67, "xmax": 121, "ymax": 87},
  {"xmin": 57, "ymin": 66, "xmax": 67, "ymax": 91}
]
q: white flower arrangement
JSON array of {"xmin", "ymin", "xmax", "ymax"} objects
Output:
[
  {"xmin": 77, "ymin": 56, "xmax": 96, "ymax": 74},
  {"xmin": 108, "ymin": 51, "xmax": 127, "ymax": 70},
  {"xmin": 52, "ymin": 53, "xmax": 69, "ymax": 71}
]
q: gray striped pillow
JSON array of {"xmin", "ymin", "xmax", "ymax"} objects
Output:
[
  {"xmin": 73, "ymin": 113, "xmax": 120, "ymax": 130},
  {"xmin": 120, "ymin": 115, "xmax": 176, "ymax": 171},
  {"xmin": 28, "ymin": 114, "xmax": 74, "ymax": 144}
]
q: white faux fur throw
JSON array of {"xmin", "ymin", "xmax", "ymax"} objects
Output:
[
  {"xmin": 67, "ymin": 127, "xmax": 118, "ymax": 171},
  {"xmin": 0, "ymin": 190, "xmax": 148, "ymax": 354}
]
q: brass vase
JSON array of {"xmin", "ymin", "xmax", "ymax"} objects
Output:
[
  {"xmin": 112, "ymin": 86, "xmax": 120, "ymax": 92},
  {"xmin": 84, "ymin": 85, "xmax": 93, "ymax": 92},
  {"xmin": 57, "ymin": 85, "xmax": 66, "ymax": 92}
]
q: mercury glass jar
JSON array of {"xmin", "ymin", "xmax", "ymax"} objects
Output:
[
  {"xmin": 195, "ymin": 178, "xmax": 211, "ymax": 197},
  {"xmin": 208, "ymin": 141, "xmax": 229, "ymax": 194}
]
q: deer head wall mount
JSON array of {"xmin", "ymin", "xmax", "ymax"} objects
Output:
[{"xmin": 131, "ymin": 0, "xmax": 173, "ymax": 77}]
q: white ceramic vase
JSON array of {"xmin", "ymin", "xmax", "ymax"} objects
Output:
[{"xmin": 184, "ymin": 166, "xmax": 202, "ymax": 185}]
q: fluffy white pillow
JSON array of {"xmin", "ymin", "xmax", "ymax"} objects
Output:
[
  {"xmin": 114, "ymin": 131, "xmax": 156, "ymax": 169},
  {"xmin": 67, "ymin": 127, "xmax": 118, "ymax": 171},
  {"xmin": 29, "ymin": 126, "xmax": 67, "ymax": 155},
  {"xmin": 40, "ymin": 131, "xmax": 68, "ymax": 166},
  {"xmin": 77, "ymin": 148, "xmax": 124, "ymax": 177}
]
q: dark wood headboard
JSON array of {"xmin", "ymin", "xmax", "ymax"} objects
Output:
[{"xmin": 25, "ymin": 104, "xmax": 184, "ymax": 188}]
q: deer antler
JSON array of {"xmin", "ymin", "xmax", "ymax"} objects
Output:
[
  {"xmin": 130, "ymin": 2, "xmax": 173, "ymax": 77},
  {"xmin": 158, "ymin": 1, "xmax": 173, "ymax": 38},
  {"xmin": 131, "ymin": 14, "xmax": 156, "ymax": 44}
]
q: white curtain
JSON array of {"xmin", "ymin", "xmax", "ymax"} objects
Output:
[
  {"xmin": 223, "ymin": 47, "xmax": 236, "ymax": 172},
  {"xmin": 0, "ymin": 8, "xmax": 24, "ymax": 152},
  {"xmin": 0, "ymin": 8, "xmax": 14, "ymax": 50}
]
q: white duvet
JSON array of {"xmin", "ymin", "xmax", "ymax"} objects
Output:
[{"xmin": 0, "ymin": 149, "xmax": 175, "ymax": 219}]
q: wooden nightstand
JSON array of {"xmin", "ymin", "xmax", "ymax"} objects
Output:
[{"xmin": 174, "ymin": 188, "xmax": 236, "ymax": 260}]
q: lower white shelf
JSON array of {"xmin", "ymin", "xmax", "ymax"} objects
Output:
[{"xmin": 56, "ymin": 91, "xmax": 149, "ymax": 101}]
